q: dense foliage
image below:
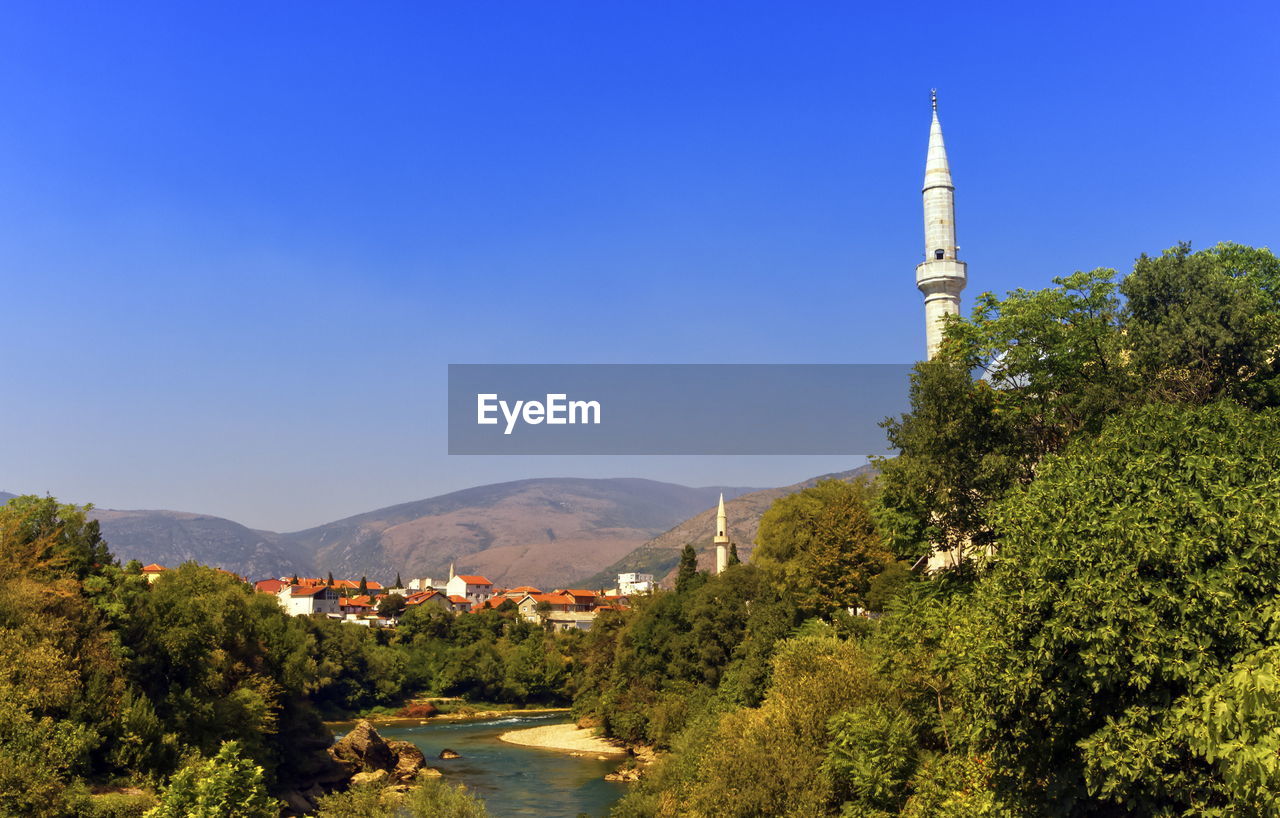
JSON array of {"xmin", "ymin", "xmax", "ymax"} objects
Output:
[
  {"xmin": 570, "ymin": 242, "xmax": 1280, "ymax": 818},
  {"xmin": 0, "ymin": 495, "xmax": 577, "ymax": 816}
]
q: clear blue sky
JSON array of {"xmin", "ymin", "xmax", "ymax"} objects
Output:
[{"xmin": 2, "ymin": 1, "xmax": 1276, "ymax": 530}]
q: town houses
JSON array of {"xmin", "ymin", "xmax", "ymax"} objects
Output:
[
  {"xmin": 135, "ymin": 499, "xmax": 734, "ymax": 631},
  {"xmin": 142, "ymin": 565, "xmax": 651, "ymax": 630}
]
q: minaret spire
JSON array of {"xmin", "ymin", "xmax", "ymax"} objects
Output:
[
  {"xmin": 714, "ymin": 493, "xmax": 730, "ymax": 575},
  {"xmin": 915, "ymin": 91, "xmax": 967, "ymax": 359}
]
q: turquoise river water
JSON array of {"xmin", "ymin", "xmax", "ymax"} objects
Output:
[{"xmin": 375, "ymin": 714, "xmax": 627, "ymax": 817}]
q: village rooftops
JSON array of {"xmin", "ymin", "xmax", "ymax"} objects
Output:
[
  {"xmin": 454, "ymin": 575, "xmax": 492, "ymax": 586},
  {"xmin": 404, "ymin": 590, "xmax": 442, "ymax": 604},
  {"xmin": 287, "ymin": 585, "xmax": 338, "ymax": 597},
  {"xmin": 141, "ymin": 563, "xmax": 166, "ymax": 573},
  {"xmin": 339, "ymin": 596, "xmax": 374, "ymax": 608}
]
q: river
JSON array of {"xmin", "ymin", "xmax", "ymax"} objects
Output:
[{"xmin": 376, "ymin": 713, "xmax": 627, "ymax": 817}]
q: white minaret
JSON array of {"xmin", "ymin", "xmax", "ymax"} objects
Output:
[
  {"xmin": 714, "ymin": 493, "xmax": 730, "ymax": 575},
  {"xmin": 915, "ymin": 90, "xmax": 967, "ymax": 359}
]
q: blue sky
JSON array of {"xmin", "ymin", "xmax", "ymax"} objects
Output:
[{"xmin": 2, "ymin": 1, "xmax": 1276, "ymax": 530}]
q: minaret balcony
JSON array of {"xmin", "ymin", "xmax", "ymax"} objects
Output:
[{"xmin": 915, "ymin": 259, "xmax": 967, "ymax": 293}]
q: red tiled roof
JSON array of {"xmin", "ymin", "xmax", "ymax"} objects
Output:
[
  {"xmin": 254, "ymin": 579, "xmax": 287, "ymax": 594},
  {"xmin": 142, "ymin": 563, "xmax": 166, "ymax": 572},
  {"xmin": 339, "ymin": 596, "xmax": 373, "ymax": 608},
  {"xmin": 290, "ymin": 585, "xmax": 330, "ymax": 597},
  {"xmin": 525, "ymin": 593, "xmax": 575, "ymax": 605},
  {"xmin": 509, "ymin": 585, "xmax": 542, "ymax": 594},
  {"xmin": 447, "ymin": 595, "xmax": 469, "ymax": 604},
  {"xmin": 455, "ymin": 575, "xmax": 492, "ymax": 585}
]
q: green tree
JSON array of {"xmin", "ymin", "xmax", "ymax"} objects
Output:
[
  {"xmin": 675, "ymin": 545, "xmax": 701, "ymax": 594},
  {"xmin": 144, "ymin": 741, "xmax": 276, "ymax": 818},
  {"xmin": 377, "ymin": 593, "xmax": 406, "ymax": 619},
  {"xmin": 728, "ymin": 543, "xmax": 740, "ymax": 565},
  {"xmin": 1121, "ymin": 242, "xmax": 1280, "ymax": 407},
  {"xmin": 877, "ymin": 268, "xmax": 1125, "ymax": 563},
  {"xmin": 395, "ymin": 572, "xmax": 403, "ymax": 588},
  {"xmin": 754, "ymin": 479, "xmax": 891, "ymax": 615},
  {"xmin": 955, "ymin": 402, "xmax": 1280, "ymax": 814},
  {"xmin": 0, "ymin": 494, "xmax": 114, "ymax": 581},
  {"xmin": 359, "ymin": 576, "xmax": 368, "ymax": 596}
]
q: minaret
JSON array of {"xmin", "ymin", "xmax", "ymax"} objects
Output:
[
  {"xmin": 915, "ymin": 90, "xmax": 967, "ymax": 359},
  {"xmin": 448, "ymin": 562, "xmax": 455, "ymax": 581},
  {"xmin": 713, "ymin": 493, "xmax": 730, "ymax": 575}
]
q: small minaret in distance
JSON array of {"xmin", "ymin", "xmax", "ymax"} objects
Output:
[
  {"xmin": 915, "ymin": 90, "xmax": 967, "ymax": 359},
  {"xmin": 714, "ymin": 493, "xmax": 730, "ymax": 575}
]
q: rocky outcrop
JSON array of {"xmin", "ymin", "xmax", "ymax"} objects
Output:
[
  {"xmin": 328, "ymin": 720, "xmax": 430, "ymax": 785},
  {"xmin": 438, "ymin": 748, "xmax": 461, "ymax": 759},
  {"xmin": 605, "ymin": 765, "xmax": 641, "ymax": 782}
]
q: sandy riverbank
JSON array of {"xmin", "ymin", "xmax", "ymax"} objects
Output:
[
  {"xmin": 499, "ymin": 722, "xmax": 628, "ymax": 756},
  {"xmin": 326, "ymin": 706, "xmax": 570, "ymax": 730}
]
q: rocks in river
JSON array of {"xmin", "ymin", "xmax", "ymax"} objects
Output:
[
  {"xmin": 605, "ymin": 765, "xmax": 642, "ymax": 782},
  {"xmin": 439, "ymin": 748, "xmax": 462, "ymax": 759},
  {"xmin": 329, "ymin": 720, "xmax": 431, "ymax": 785},
  {"xmin": 330, "ymin": 720, "xmax": 394, "ymax": 772},
  {"xmin": 390, "ymin": 740, "xmax": 428, "ymax": 782}
]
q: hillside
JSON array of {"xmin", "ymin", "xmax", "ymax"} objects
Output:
[
  {"xmin": 577, "ymin": 464, "xmax": 878, "ymax": 588},
  {"xmin": 89, "ymin": 509, "xmax": 313, "ymax": 580},
  {"xmin": 286, "ymin": 478, "xmax": 758, "ymax": 589},
  {"xmin": 3, "ymin": 468, "xmax": 878, "ymax": 590},
  {"xmin": 0, "ymin": 492, "xmax": 307, "ymax": 579}
]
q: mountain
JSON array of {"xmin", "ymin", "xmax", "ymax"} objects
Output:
[
  {"xmin": 577, "ymin": 464, "xmax": 878, "ymax": 589},
  {"xmin": 89, "ymin": 509, "xmax": 313, "ymax": 580},
  {"xmin": 3, "ymin": 466, "xmax": 875, "ymax": 590},
  {"xmin": 286, "ymin": 478, "xmax": 758, "ymax": 589},
  {"xmin": 1, "ymin": 491, "xmax": 307, "ymax": 579}
]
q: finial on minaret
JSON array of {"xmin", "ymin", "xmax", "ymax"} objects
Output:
[
  {"xmin": 931, "ymin": 88, "xmax": 937, "ymax": 112},
  {"xmin": 714, "ymin": 493, "xmax": 730, "ymax": 575}
]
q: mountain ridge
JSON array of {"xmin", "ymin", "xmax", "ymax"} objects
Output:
[{"xmin": 1, "ymin": 468, "xmax": 875, "ymax": 589}]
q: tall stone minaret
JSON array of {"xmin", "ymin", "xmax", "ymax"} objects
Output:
[
  {"xmin": 915, "ymin": 90, "xmax": 967, "ymax": 359},
  {"xmin": 714, "ymin": 493, "xmax": 730, "ymax": 575}
]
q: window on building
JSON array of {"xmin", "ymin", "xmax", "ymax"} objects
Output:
[{"xmin": 935, "ymin": 249, "xmax": 945, "ymax": 259}]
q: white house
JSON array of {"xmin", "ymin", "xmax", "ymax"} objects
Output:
[
  {"xmin": 277, "ymin": 584, "xmax": 341, "ymax": 616},
  {"xmin": 407, "ymin": 576, "xmax": 450, "ymax": 592},
  {"xmin": 446, "ymin": 574, "xmax": 494, "ymax": 605},
  {"xmin": 617, "ymin": 572, "xmax": 654, "ymax": 595}
]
